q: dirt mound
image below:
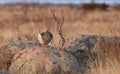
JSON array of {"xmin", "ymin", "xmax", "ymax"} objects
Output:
[
  {"xmin": 9, "ymin": 46, "xmax": 80, "ymax": 74},
  {"xmin": 66, "ymin": 35, "xmax": 99, "ymax": 73},
  {"xmin": 0, "ymin": 40, "xmax": 40, "ymax": 70},
  {"xmin": 66, "ymin": 35, "xmax": 120, "ymax": 73},
  {"xmin": 1, "ymin": 35, "xmax": 120, "ymax": 74},
  {"xmin": 67, "ymin": 35, "xmax": 120, "ymax": 52},
  {"xmin": 67, "ymin": 35, "xmax": 99, "ymax": 51}
]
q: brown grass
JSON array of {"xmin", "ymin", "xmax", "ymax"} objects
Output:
[
  {"xmin": 89, "ymin": 59, "xmax": 120, "ymax": 74},
  {"xmin": 0, "ymin": 3, "xmax": 120, "ymax": 74},
  {"xmin": 89, "ymin": 36, "xmax": 120, "ymax": 74}
]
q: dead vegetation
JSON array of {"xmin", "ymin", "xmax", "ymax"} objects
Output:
[
  {"xmin": 50, "ymin": 8, "xmax": 65, "ymax": 50},
  {"xmin": 80, "ymin": 3, "xmax": 109, "ymax": 11},
  {"xmin": 0, "ymin": 3, "xmax": 120, "ymax": 74}
]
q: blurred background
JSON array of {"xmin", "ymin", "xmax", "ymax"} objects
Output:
[{"xmin": 0, "ymin": 0, "xmax": 120, "ymax": 5}]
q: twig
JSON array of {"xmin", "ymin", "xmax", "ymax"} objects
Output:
[{"xmin": 50, "ymin": 8, "xmax": 65, "ymax": 50}]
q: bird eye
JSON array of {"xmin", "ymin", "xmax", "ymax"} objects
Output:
[{"xmin": 41, "ymin": 33, "xmax": 44, "ymax": 36}]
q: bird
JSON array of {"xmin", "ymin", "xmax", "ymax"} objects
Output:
[{"xmin": 38, "ymin": 29, "xmax": 53, "ymax": 46}]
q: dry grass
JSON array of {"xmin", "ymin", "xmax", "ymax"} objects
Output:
[
  {"xmin": 89, "ymin": 59, "xmax": 120, "ymax": 74},
  {"xmin": 0, "ymin": 4, "xmax": 120, "ymax": 46},
  {"xmin": 89, "ymin": 36, "xmax": 120, "ymax": 74},
  {"xmin": 0, "ymin": 3, "xmax": 120, "ymax": 74}
]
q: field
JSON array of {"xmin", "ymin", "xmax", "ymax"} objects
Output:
[{"xmin": 0, "ymin": 3, "xmax": 120, "ymax": 74}]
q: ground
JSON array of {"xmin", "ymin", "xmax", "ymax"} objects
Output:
[{"xmin": 0, "ymin": 3, "xmax": 120, "ymax": 74}]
